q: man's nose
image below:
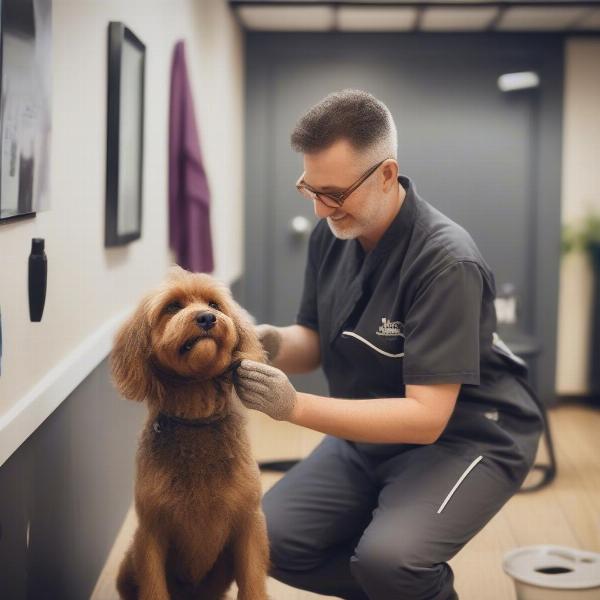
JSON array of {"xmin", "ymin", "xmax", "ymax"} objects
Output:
[
  {"xmin": 196, "ymin": 311, "xmax": 217, "ymax": 331},
  {"xmin": 314, "ymin": 199, "xmax": 337, "ymax": 219}
]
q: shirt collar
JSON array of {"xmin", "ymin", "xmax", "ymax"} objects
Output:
[{"xmin": 327, "ymin": 175, "xmax": 418, "ymax": 344}]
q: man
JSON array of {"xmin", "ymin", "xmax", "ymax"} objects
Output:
[{"xmin": 233, "ymin": 89, "xmax": 544, "ymax": 600}]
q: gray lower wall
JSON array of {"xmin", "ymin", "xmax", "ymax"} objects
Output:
[{"xmin": 0, "ymin": 356, "xmax": 144, "ymax": 600}]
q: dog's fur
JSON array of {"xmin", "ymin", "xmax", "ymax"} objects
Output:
[{"xmin": 110, "ymin": 266, "xmax": 270, "ymax": 600}]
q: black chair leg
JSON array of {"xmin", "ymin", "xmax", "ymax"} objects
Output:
[
  {"xmin": 518, "ymin": 384, "xmax": 558, "ymax": 493},
  {"xmin": 518, "ymin": 419, "xmax": 557, "ymax": 492}
]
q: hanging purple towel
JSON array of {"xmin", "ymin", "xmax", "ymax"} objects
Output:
[{"xmin": 168, "ymin": 40, "xmax": 214, "ymax": 273}]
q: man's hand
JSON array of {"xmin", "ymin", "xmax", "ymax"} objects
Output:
[
  {"xmin": 255, "ymin": 324, "xmax": 282, "ymax": 364},
  {"xmin": 233, "ymin": 359, "xmax": 297, "ymax": 421}
]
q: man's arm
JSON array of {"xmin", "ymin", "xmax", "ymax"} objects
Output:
[
  {"xmin": 267, "ymin": 324, "xmax": 321, "ymax": 374},
  {"xmin": 289, "ymin": 383, "xmax": 460, "ymax": 444},
  {"xmin": 233, "ymin": 358, "xmax": 461, "ymax": 444}
]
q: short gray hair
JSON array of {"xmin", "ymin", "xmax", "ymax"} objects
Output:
[{"xmin": 290, "ymin": 89, "xmax": 397, "ymax": 161}]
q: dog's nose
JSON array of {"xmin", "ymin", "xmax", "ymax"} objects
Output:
[{"xmin": 196, "ymin": 311, "xmax": 217, "ymax": 331}]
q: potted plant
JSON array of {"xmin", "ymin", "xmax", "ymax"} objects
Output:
[{"xmin": 562, "ymin": 213, "xmax": 600, "ymax": 395}]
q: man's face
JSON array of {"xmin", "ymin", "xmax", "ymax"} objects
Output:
[{"xmin": 302, "ymin": 139, "xmax": 390, "ymax": 240}]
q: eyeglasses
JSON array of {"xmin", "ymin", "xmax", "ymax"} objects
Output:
[{"xmin": 295, "ymin": 158, "xmax": 388, "ymax": 208}]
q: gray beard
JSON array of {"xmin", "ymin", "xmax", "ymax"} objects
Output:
[{"xmin": 326, "ymin": 217, "xmax": 362, "ymax": 239}]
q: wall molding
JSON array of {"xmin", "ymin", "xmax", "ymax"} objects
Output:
[{"xmin": 0, "ymin": 307, "xmax": 133, "ymax": 468}]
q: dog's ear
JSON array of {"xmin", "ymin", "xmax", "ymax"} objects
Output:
[
  {"xmin": 230, "ymin": 300, "xmax": 268, "ymax": 364},
  {"xmin": 110, "ymin": 296, "xmax": 162, "ymax": 402}
]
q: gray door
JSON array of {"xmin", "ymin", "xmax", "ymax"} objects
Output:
[{"xmin": 244, "ymin": 33, "xmax": 563, "ymax": 404}]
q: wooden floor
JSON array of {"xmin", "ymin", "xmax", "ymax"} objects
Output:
[{"xmin": 91, "ymin": 402, "xmax": 600, "ymax": 600}]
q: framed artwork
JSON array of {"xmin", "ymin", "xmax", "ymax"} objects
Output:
[
  {"xmin": 105, "ymin": 21, "xmax": 145, "ymax": 246},
  {"xmin": 0, "ymin": 0, "xmax": 52, "ymax": 223}
]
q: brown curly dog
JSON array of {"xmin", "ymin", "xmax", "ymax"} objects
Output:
[{"xmin": 110, "ymin": 265, "xmax": 270, "ymax": 600}]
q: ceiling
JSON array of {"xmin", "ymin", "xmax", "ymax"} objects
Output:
[{"xmin": 230, "ymin": 1, "xmax": 600, "ymax": 32}]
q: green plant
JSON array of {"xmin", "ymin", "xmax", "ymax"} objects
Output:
[{"xmin": 561, "ymin": 213, "xmax": 600, "ymax": 255}]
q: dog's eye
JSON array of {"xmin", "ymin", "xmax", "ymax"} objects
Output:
[
  {"xmin": 165, "ymin": 301, "xmax": 183, "ymax": 314},
  {"xmin": 208, "ymin": 301, "xmax": 220, "ymax": 311}
]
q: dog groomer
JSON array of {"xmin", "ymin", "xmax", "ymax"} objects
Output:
[{"xmin": 232, "ymin": 89, "xmax": 544, "ymax": 600}]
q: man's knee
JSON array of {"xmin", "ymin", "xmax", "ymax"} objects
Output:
[{"xmin": 350, "ymin": 536, "xmax": 415, "ymax": 579}]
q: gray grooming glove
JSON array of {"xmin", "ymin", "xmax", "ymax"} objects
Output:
[
  {"xmin": 233, "ymin": 359, "xmax": 296, "ymax": 421},
  {"xmin": 255, "ymin": 323, "xmax": 283, "ymax": 364}
]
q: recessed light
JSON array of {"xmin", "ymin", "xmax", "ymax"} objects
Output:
[{"xmin": 498, "ymin": 72, "xmax": 540, "ymax": 92}]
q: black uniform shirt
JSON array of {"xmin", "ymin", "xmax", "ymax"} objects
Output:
[{"xmin": 297, "ymin": 175, "xmax": 544, "ymax": 457}]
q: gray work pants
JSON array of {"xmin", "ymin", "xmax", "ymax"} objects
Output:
[{"xmin": 262, "ymin": 409, "xmax": 540, "ymax": 600}]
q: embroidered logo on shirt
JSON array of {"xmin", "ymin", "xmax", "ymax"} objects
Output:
[{"xmin": 376, "ymin": 317, "xmax": 404, "ymax": 338}]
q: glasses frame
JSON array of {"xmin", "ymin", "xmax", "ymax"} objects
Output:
[{"xmin": 295, "ymin": 158, "xmax": 388, "ymax": 208}]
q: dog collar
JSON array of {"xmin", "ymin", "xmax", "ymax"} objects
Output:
[
  {"xmin": 153, "ymin": 410, "xmax": 228, "ymax": 434},
  {"xmin": 150, "ymin": 360, "xmax": 243, "ymax": 433}
]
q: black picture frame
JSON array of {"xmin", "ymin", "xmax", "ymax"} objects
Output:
[
  {"xmin": 105, "ymin": 22, "xmax": 145, "ymax": 247},
  {"xmin": 0, "ymin": 0, "xmax": 52, "ymax": 225}
]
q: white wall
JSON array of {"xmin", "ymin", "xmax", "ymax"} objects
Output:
[
  {"xmin": 0, "ymin": 0, "xmax": 244, "ymax": 463},
  {"xmin": 556, "ymin": 37, "xmax": 600, "ymax": 395}
]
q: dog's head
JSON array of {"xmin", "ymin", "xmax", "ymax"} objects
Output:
[{"xmin": 110, "ymin": 265, "xmax": 266, "ymax": 403}]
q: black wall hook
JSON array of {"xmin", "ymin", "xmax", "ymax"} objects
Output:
[{"xmin": 28, "ymin": 238, "xmax": 47, "ymax": 322}]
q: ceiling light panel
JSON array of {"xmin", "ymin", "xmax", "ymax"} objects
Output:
[
  {"xmin": 421, "ymin": 7, "xmax": 499, "ymax": 31},
  {"xmin": 238, "ymin": 6, "xmax": 335, "ymax": 31},
  {"xmin": 337, "ymin": 7, "xmax": 417, "ymax": 31},
  {"xmin": 496, "ymin": 7, "xmax": 591, "ymax": 30}
]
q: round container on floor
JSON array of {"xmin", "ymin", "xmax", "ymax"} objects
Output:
[{"xmin": 503, "ymin": 545, "xmax": 600, "ymax": 600}]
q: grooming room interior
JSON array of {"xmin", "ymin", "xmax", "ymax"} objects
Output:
[{"xmin": 1, "ymin": 0, "xmax": 600, "ymax": 599}]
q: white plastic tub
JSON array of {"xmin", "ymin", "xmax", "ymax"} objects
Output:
[{"xmin": 503, "ymin": 545, "xmax": 600, "ymax": 600}]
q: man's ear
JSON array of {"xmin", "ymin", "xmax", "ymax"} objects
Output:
[
  {"xmin": 382, "ymin": 159, "xmax": 399, "ymax": 193},
  {"xmin": 110, "ymin": 297, "xmax": 163, "ymax": 402},
  {"xmin": 231, "ymin": 300, "xmax": 268, "ymax": 364}
]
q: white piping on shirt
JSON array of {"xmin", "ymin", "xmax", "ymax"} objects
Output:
[
  {"xmin": 341, "ymin": 331, "xmax": 404, "ymax": 358},
  {"xmin": 437, "ymin": 455, "xmax": 484, "ymax": 514}
]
